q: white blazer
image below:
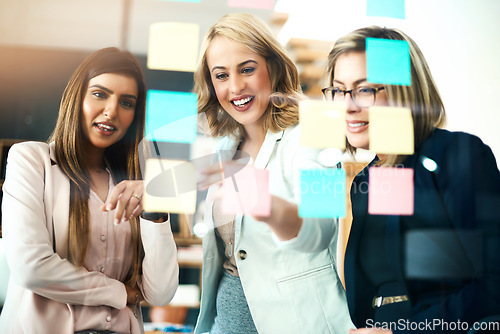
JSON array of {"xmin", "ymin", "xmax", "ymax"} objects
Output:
[
  {"xmin": 0, "ymin": 142, "xmax": 179, "ymax": 334},
  {"xmin": 195, "ymin": 126, "xmax": 354, "ymax": 333}
]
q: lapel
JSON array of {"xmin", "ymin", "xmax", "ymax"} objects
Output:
[
  {"xmin": 49, "ymin": 143, "xmax": 70, "ymax": 259},
  {"xmin": 345, "ymin": 164, "xmax": 369, "ymax": 316},
  {"xmin": 234, "ymin": 129, "xmax": 285, "ymax": 245}
]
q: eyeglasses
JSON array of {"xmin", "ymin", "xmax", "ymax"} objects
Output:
[{"xmin": 321, "ymin": 86, "xmax": 385, "ymax": 108}]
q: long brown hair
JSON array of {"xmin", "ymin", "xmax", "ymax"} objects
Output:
[
  {"xmin": 326, "ymin": 26, "xmax": 446, "ymax": 166},
  {"xmin": 48, "ymin": 47, "xmax": 146, "ymax": 286},
  {"xmin": 194, "ymin": 13, "xmax": 303, "ymax": 138}
]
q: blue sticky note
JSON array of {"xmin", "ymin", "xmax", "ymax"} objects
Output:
[
  {"xmin": 366, "ymin": 38, "xmax": 411, "ymax": 86},
  {"xmin": 367, "ymin": 0, "xmax": 405, "ymax": 19},
  {"xmin": 299, "ymin": 168, "xmax": 346, "ymax": 218},
  {"xmin": 146, "ymin": 90, "xmax": 198, "ymax": 143}
]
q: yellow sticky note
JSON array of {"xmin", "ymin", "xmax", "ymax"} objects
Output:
[
  {"xmin": 147, "ymin": 22, "xmax": 199, "ymax": 72},
  {"xmin": 299, "ymin": 100, "xmax": 346, "ymax": 149},
  {"xmin": 369, "ymin": 106, "xmax": 414, "ymax": 154},
  {"xmin": 143, "ymin": 159, "xmax": 196, "ymax": 214}
]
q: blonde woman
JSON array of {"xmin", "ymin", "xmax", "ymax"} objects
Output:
[
  {"xmin": 194, "ymin": 13, "xmax": 353, "ymax": 334},
  {"xmin": 324, "ymin": 26, "xmax": 500, "ymax": 333},
  {"xmin": 0, "ymin": 47, "xmax": 179, "ymax": 333}
]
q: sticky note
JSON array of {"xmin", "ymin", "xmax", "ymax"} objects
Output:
[
  {"xmin": 299, "ymin": 168, "xmax": 346, "ymax": 218},
  {"xmin": 368, "ymin": 166, "xmax": 413, "ymax": 215},
  {"xmin": 147, "ymin": 22, "xmax": 199, "ymax": 72},
  {"xmin": 143, "ymin": 159, "xmax": 196, "ymax": 214},
  {"xmin": 222, "ymin": 164, "xmax": 271, "ymax": 217},
  {"xmin": 227, "ymin": 0, "xmax": 275, "ymax": 10},
  {"xmin": 367, "ymin": 0, "xmax": 405, "ymax": 19},
  {"xmin": 146, "ymin": 90, "xmax": 198, "ymax": 144},
  {"xmin": 366, "ymin": 38, "xmax": 411, "ymax": 86},
  {"xmin": 299, "ymin": 100, "xmax": 346, "ymax": 149},
  {"xmin": 369, "ymin": 106, "xmax": 414, "ymax": 154}
]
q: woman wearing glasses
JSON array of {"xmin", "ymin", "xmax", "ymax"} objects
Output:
[{"xmin": 323, "ymin": 26, "xmax": 500, "ymax": 333}]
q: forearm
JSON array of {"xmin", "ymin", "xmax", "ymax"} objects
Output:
[{"xmin": 139, "ymin": 217, "xmax": 179, "ymax": 306}]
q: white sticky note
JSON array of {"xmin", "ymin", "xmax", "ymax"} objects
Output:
[
  {"xmin": 147, "ymin": 22, "xmax": 199, "ymax": 72},
  {"xmin": 143, "ymin": 159, "xmax": 196, "ymax": 214}
]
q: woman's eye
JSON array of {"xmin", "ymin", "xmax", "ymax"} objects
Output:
[
  {"xmin": 120, "ymin": 100, "xmax": 135, "ymax": 109},
  {"xmin": 93, "ymin": 91, "xmax": 107, "ymax": 99},
  {"xmin": 242, "ymin": 67, "xmax": 255, "ymax": 74},
  {"xmin": 215, "ymin": 73, "xmax": 228, "ymax": 80},
  {"xmin": 357, "ymin": 87, "xmax": 373, "ymax": 94}
]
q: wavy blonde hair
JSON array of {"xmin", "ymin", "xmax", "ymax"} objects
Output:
[
  {"xmin": 48, "ymin": 47, "xmax": 146, "ymax": 287},
  {"xmin": 326, "ymin": 26, "xmax": 446, "ymax": 166},
  {"xmin": 194, "ymin": 13, "xmax": 303, "ymax": 138}
]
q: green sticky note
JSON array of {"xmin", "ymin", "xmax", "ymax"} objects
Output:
[
  {"xmin": 299, "ymin": 168, "xmax": 346, "ymax": 218},
  {"xmin": 146, "ymin": 90, "xmax": 198, "ymax": 144},
  {"xmin": 367, "ymin": 0, "xmax": 405, "ymax": 19},
  {"xmin": 366, "ymin": 37, "xmax": 411, "ymax": 86}
]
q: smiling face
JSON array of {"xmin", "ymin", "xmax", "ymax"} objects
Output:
[
  {"xmin": 81, "ymin": 73, "xmax": 138, "ymax": 152},
  {"xmin": 206, "ymin": 36, "xmax": 272, "ymax": 134},
  {"xmin": 333, "ymin": 51, "xmax": 389, "ymax": 150}
]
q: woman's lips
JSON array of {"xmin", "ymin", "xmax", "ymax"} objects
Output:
[
  {"xmin": 93, "ymin": 122, "xmax": 117, "ymax": 136},
  {"xmin": 346, "ymin": 121, "xmax": 369, "ymax": 133},
  {"xmin": 231, "ymin": 96, "xmax": 254, "ymax": 112}
]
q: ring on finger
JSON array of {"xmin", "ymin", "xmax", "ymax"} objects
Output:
[{"xmin": 132, "ymin": 193, "xmax": 142, "ymax": 201}]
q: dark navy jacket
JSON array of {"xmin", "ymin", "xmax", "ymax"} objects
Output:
[{"xmin": 345, "ymin": 128, "xmax": 500, "ymax": 333}]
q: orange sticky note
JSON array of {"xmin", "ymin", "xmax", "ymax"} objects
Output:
[
  {"xmin": 222, "ymin": 164, "xmax": 271, "ymax": 217},
  {"xmin": 147, "ymin": 22, "xmax": 199, "ymax": 72},
  {"xmin": 299, "ymin": 100, "xmax": 346, "ymax": 149},
  {"xmin": 369, "ymin": 106, "xmax": 414, "ymax": 154},
  {"xmin": 368, "ymin": 166, "xmax": 414, "ymax": 215},
  {"xmin": 143, "ymin": 159, "xmax": 196, "ymax": 214}
]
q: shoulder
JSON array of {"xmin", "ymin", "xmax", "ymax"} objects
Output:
[
  {"xmin": 421, "ymin": 128, "xmax": 496, "ymax": 166},
  {"xmin": 423, "ymin": 128, "xmax": 488, "ymax": 153},
  {"xmin": 8, "ymin": 141, "xmax": 50, "ymax": 161},
  {"xmin": 281, "ymin": 124, "xmax": 300, "ymax": 143}
]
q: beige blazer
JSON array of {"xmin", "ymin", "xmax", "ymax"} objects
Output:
[{"xmin": 0, "ymin": 142, "xmax": 179, "ymax": 334}]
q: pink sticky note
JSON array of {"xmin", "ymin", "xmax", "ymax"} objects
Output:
[
  {"xmin": 368, "ymin": 167, "xmax": 414, "ymax": 215},
  {"xmin": 222, "ymin": 164, "xmax": 271, "ymax": 217},
  {"xmin": 227, "ymin": 0, "xmax": 275, "ymax": 10}
]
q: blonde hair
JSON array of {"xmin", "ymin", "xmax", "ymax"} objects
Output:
[
  {"xmin": 326, "ymin": 26, "xmax": 446, "ymax": 166},
  {"xmin": 194, "ymin": 13, "xmax": 303, "ymax": 138},
  {"xmin": 48, "ymin": 47, "xmax": 146, "ymax": 286}
]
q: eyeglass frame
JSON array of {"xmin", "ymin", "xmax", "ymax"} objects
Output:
[{"xmin": 321, "ymin": 86, "xmax": 386, "ymax": 108}]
